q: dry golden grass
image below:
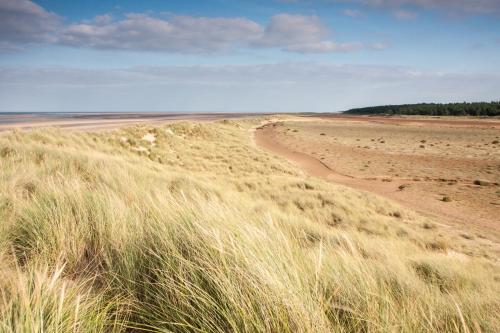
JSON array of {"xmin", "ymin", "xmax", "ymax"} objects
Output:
[{"xmin": 0, "ymin": 118, "xmax": 499, "ymax": 332}]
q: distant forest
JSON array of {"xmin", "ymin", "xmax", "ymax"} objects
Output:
[{"xmin": 343, "ymin": 102, "xmax": 500, "ymax": 116}]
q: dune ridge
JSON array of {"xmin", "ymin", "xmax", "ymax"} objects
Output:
[{"xmin": 0, "ymin": 118, "xmax": 498, "ymax": 332}]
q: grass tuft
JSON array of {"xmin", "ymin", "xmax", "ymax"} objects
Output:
[{"xmin": 0, "ymin": 120, "xmax": 498, "ymax": 332}]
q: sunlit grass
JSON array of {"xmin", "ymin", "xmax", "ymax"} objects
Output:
[{"xmin": 0, "ymin": 119, "xmax": 498, "ymax": 332}]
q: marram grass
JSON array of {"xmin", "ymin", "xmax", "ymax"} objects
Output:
[{"xmin": 0, "ymin": 119, "xmax": 498, "ymax": 332}]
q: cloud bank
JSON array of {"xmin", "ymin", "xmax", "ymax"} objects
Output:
[
  {"xmin": 59, "ymin": 14, "xmax": 263, "ymax": 53},
  {"xmin": 280, "ymin": 0, "xmax": 500, "ymax": 14},
  {"xmin": 0, "ymin": 0, "xmax": 60, "ymax": 50},
  {"xmin": 356, "ymin": 0, "xmax": 500, "ymax": 14},
  {"xmin": 1, "ymin": 64, "xmax": 498, "ymax": 112},
  {"xmin": 0, "ymin": 1, "xmax": 371, "ymax": 54}
]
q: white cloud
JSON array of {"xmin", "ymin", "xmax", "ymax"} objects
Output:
[
  {"xmin": 286, "ymin": 41, "xmax": 363, "ymax": 53},
  {"xmin": 342, "ymin": 9, "xmax": 364, "ymax": 17},
  {"xmin": 256, "ymin": 14, "xmax": 327, "ymax": 47},
  {"xmin": 59, "ymin": 12, "xmax": 368, "ymax": 54},
  {"xmin": 355, "ymin": 0, "xmax": 500, "ymax": 14},
  {"xmin": 0, "ymin": 0, "xmax": 60, "ymax": 47},
  {"xmin": 0, "ymin": 1, "xmax": 376, "ymax": 54},
  {"xmin": 369, "ymin": 42, "xmax": 388, "ymax": 50},
  {"xmin": 392, "ymin": 9, "xmax": 418, "ymax": 19},
  {"xmin": 278, "ymin": 0, "xmax": 500, "ymax": 14},
  {"xmin": 60, "ymin": 14, "xmax": 263, "ymax": 53},
  {"xmin": 252, "ymin": 14, "xmax": 365, "ymax": 53}
]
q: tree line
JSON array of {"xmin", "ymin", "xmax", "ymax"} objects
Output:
[{"xmin": 343, "ymin": 102, "xmax": 500, "ymax": 116}]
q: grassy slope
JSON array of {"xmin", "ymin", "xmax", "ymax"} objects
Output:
[{"xmin": 0, "ymin": 118, "xmax": 498, "ymax": 332}]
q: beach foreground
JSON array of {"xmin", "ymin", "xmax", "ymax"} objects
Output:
[{"xmin": 0, "ymin": 116, "xmax": 499, "ymax": 332}]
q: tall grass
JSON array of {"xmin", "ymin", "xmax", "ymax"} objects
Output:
[{"xmin": 0, "ymin": 120, "xmax": 498, "ymax": 332}]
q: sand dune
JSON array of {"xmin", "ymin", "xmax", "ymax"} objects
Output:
[{"xmin": 1, "ymin": 116, "xmax": 499, "ymax": 332}]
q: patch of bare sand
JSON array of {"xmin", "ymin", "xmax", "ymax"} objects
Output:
[
  {"xmin": 254, "ymin": 117, "xmax": 500, "ymax": 242},
  {"xmin": 142, "ymin": 132, "xmax": 156, "ymax": 144}
]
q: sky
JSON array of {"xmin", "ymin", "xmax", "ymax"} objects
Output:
[{"xmin": 0, "ymin": 0, "xmax": 499, "ymax": 112}]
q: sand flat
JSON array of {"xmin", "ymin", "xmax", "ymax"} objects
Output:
[
  {"xmin": 0, "ymin": 112, "xmax": 264, "ymax": 132},
  {"xmin": 255, "ymin": 115, "xmax": 500, "ymax": 238}
]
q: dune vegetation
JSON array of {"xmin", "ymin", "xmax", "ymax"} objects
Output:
[{"xmin": 0, "ymin": 118, "xmax": 499, "ymax": 332}]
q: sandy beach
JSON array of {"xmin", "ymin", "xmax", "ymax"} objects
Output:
[
  {"xmin": 254, "ymin": 115, "xmax": 500, "ymax": 239},
  {"xmin": 0, "ymin": 112, "xmax": 265, "ymax": 132}
]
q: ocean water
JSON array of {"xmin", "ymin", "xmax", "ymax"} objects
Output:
[{"xmin": 0, "ymin": 112, "xmax": 263, "ymax": 127}]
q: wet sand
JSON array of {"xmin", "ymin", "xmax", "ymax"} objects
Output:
[{"xmin": 0, "ymin": 112, "xmax": 265, "ymax": 132}]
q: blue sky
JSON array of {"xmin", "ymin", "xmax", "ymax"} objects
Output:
[{"xmin": 0, "ymin": 0, "xmax": 499, "ymax": 112}]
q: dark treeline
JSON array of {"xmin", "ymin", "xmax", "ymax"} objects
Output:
[{"xmin": 343, "ymin": 102, "xmax": 500, "ymax": 116}]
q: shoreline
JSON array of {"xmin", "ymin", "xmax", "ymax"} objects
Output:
[{"xmin": 0, "ymin": 112, "xmax": 267, "ymax": 132}]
